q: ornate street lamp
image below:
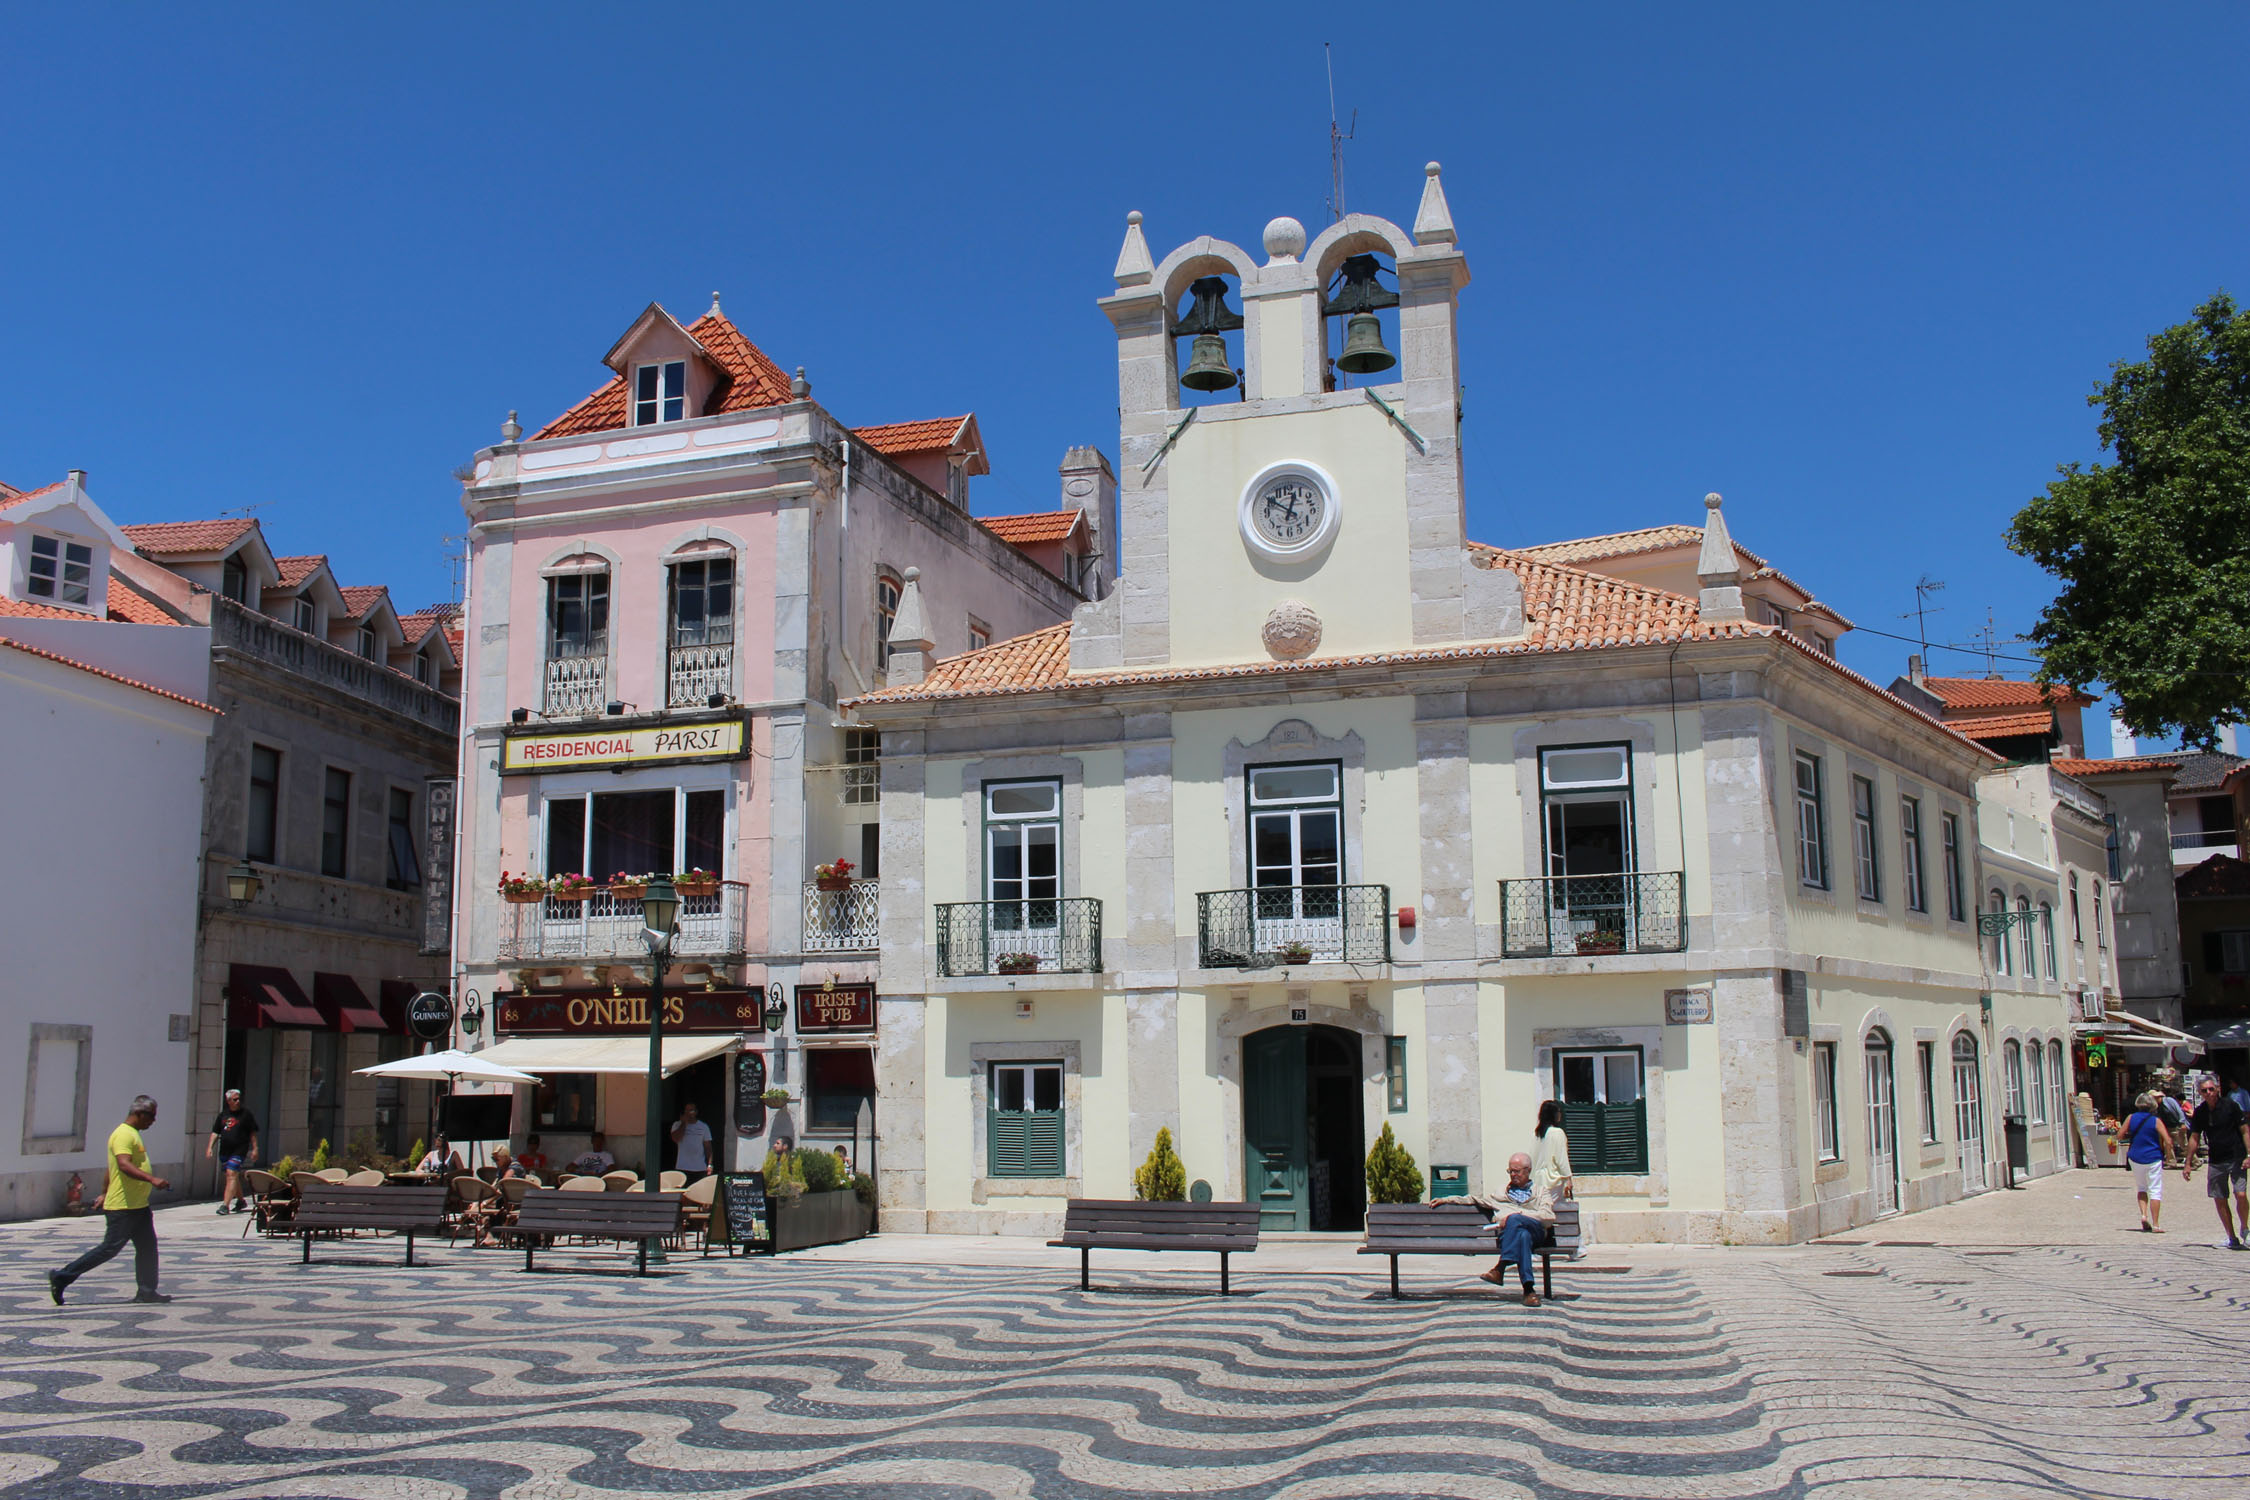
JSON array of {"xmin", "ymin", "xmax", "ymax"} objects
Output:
[{"xmin": 225, "ymin": 862, "xmax": 262, "ymax": 907}]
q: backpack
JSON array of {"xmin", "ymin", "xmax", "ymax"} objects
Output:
[{"xmin": 2155, "ymin": 1095, "xmax": 2187, "ymax": 1131}]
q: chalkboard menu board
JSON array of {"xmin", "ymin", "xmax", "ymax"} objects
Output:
[
  {"xmin": 713, "ymin": 1170, "xmax": 771, "ymax": 1254},
  {"xmin": 734, "ymin": 1052, "xmax": 766, "ymax": 1136}
]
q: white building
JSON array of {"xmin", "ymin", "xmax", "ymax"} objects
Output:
[{"xmin": 0, "ymin": 474, "xmax": 216, "ymax": 1218}]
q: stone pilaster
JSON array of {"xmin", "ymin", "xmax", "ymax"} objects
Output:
[
  {"xmin": 1422, "ymin": 978, "xmax": 1483, "ymax": 1190},
  {"xmin": 1413, "ymin": 694, "xmax": 1474, "ymax": 961}
]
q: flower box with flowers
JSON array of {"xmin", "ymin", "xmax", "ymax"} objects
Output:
[
  {"xmin": 498, "ymin": 873, "xmax": 549, "ymax": 904},
  {"xmin": 996, "ymin": 953, "xmax": 1043, "ymax": 975},
  {"xmin": 675, "ymin": 868, "xmax": 720, "ymax": 899},
  {"xmin": 605, "ymin": 874, "xmax": 652, "ymax": 902},
  {"xmin": 814, "ymin": 858, "xmax": 856, "ymax": 893},
  {"xmin": 547, "ymin": 873, "xmax": 597, "ymax": 903}
]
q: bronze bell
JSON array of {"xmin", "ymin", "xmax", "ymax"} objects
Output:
[
  {"xmin": 1336, "ymin": 312, "xmax": 1396, "ymax": 375},
  {"xmin": 1173, "ymin": 275, "xmax": 1244, "ymax": 393},
  {"xmin": 1181, "ymin": 333, "xmax": 1237, "ymax": 392}
]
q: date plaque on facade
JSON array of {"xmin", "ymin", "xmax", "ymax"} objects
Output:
[
  {"xmin": 796, "ymin": 984, "xmax": 876, "ymax": 1033},
  {"xmin": 1664, "ymin": 987, "xmax": 1713, "ymax": 1024},
  {"xmin": 501, "ymin": 716, "xmax": 747, "ymax": 774}
]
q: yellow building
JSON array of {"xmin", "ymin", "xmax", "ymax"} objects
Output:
[{"xmin": 847, "ymin": 169, "xmax": 2067, "ymax": 1243}]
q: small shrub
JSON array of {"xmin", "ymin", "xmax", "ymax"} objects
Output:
[
  {"xmin": 797, "ymin": 1147, "xmax": 843, "ymax": 1193},
  {"xmin": 405, "ymin": 1138, "xmax": 425, "ymax": 1170},
  {"xmin": 760, "ymin": 1146, "xmax": 804, "ymax": 1198},
  {"xmin": 850, "ymin": 1171, "xmax": 877, "ymax": 1211},
  {"xmin": 1365, "ymin": 1122, "xmax": 1424, "ymax": 1205},
  {"xmin": 1133, "ymin": 1126, "xmax": 1188, "ymax": 1202},
  {"xmin": 310, "ymin": 1139, "xmax": 332, "ymax": 1173},
  {"xmin": 269, "ymin": 1155, "xmax": 298, "ymax": 1182}
]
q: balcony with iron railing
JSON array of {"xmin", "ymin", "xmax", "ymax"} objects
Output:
[
  {"xmin": 667, "ymin": 638, "xmax": 734, "ymax": 707},
  {"xmin": 543, "ymin": 639, "xmax": 609, "ymax": 717},
  {"xmin": 1499, "ymin": 871, "xmax": 1686, "ymax": 958},
  {"xmin": 2171, "ymin": 828, "xmax": 2240, "ymax": 866},
  {"xmin": 936, "ymin": 898, "xmax": 1103, "ymax": 977},
  {"xmin": 1196, "ymin": 885, "xmax": 1392, "ymax": 968},
  {"xmin": 803, "ymin": 880, "xmax": 880, "ymax": 953},
  {"xmin": 497, "ymin": 882, "xmax": 747, "ymax": 962}
]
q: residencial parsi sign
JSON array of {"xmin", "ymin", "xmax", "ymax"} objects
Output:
[{"xmin": 501, "ymin": 717, "xmax": 746, "ymax": 773}]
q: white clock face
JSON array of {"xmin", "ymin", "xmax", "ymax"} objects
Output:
[{"xmin": 1254, "ymin": 476, "xmax": 1326, "ymax": 546}]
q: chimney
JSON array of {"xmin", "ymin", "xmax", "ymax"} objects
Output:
[
  {"xmin": 882, "ymin": 567, "xmax": 936, "ymax": 686},
  {"xmin": 1695, "ymin": 492, "xmax": 1746, "ymax": 622},
  {"xmin": 1059, "ymin": 446, "xmax": 1117, "ymax": 599},
  {"xmin": 2109, "ymin": 712, "xmax": 2135, "ymax": 759},
  {"xmin": 1907, "ymin": 653, "xmax": 1926, "ymax": 685}
]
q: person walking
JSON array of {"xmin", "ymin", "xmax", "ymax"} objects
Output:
[
  {"xmin": 50, "ymin": 1095, "xmax": 171, "ymax": 1305},
  {"xmin": 2180, "ymin": 1075, "xmax": 2250, "ymax": 1251},
  {"xmin": 2117, "ymin": 1092, "xmax": 2171, "ymax": 1233},
  {"xmin": 1531, "ymin": 1099, "xmax": 1578, "ymax": 1256},
  {"xmin": 204, "ymin": 1088, "xmax": 259, "ymax": 1215}
]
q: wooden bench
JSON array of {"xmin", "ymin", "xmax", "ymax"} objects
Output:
[
  {"xmin": 1359, "ymin": 1200, "xmax": 1584, "ymax": 1298},
  {"xmin": 284, "ymin": 1183, "xmax": 450, "ymax": 1267},
  {"xmin": 497, "ymin": 1186, "xmax": 684, "ymax": 1276},
  {"xmin": 1049, "ymin": 1199, "xmax": 1260, "ymax": 1294}
]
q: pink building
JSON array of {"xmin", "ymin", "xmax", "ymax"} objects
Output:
[{"xmin": 454, "ymin": 299, "xmax": 1102, "ymax": 1177}]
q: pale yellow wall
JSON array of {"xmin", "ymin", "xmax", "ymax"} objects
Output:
[
  {"xmin": 916, "ymin": 750, "xmax": 1126, "ymax": 917},
  {"xmin": 1173, "ymin": 988, "xmax": 1226, "ymax": 1192},
  {"xmin": 1164, "ymin": 405, "xmax": 1415, "ymax": 666}
]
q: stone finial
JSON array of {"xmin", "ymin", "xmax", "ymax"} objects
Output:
[
  {"xmin": 790, "ymin": 366, "xmax": 811, "ymax": 400},
  {"xmin": 1697, "ymin": 492, "xmax": 1746, "ymax": 622},
  {"xmin": 1114, "ymin": 210, "xmax": 1155, "ymax": 287},
  {"xmin": 709, "ymin": 290, "xmax": 723, "ymax": 316},
  {"xmin": 1413, "ymin": 161, "xmax": 1456, "ymax": 246},
  {"xmin": 1262, "ymin": 216, "xmax": 1306, "ymax": 265},
  {"xmin": 501, "ymin": 410, "xmax": 522, "ymax": 443},
  {"xmin": 884, "ymin": 565, "xmax": 937, "ymax": 685}
]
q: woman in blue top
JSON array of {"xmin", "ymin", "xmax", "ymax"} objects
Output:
[{"xmin": 2117, "ymin": 1092, "xmax": 2173, "ymax": 1232}]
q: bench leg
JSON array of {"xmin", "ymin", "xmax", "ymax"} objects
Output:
[
  {"xmin": 1080, "ymin": 1246, "xmax": 1090, "ymax": 1292},
  {"xmin": 1220, "ymin": 1251, "xmax": 1230, "ymax": 1297},
  {"xmin": 1542, "ymin": 1252, "xmax": 1552, "ymax": 1301},
  {"xmin": 525, "ymin": 1243, "xmax": 535, "ymax": 1273},
  {"xmin": 301, "ymin": 1233, "xmax": 311, "ymax": 1265},
  {"xmin": 404, "ymin": 1232, "xmax": 415, "ymax": 1269},
  {"xmin": 1389, "ymin": 1254, "xmax": 1400, "ymax": 1299},
  {"xmin": 637, "ymin": 1238, "xmax": 649, "ymax": 1277}
]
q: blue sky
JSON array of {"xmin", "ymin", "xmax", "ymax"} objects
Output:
[{"xmin": 6, "ymin": 7, "xmax": 2245, "ymax": 751}]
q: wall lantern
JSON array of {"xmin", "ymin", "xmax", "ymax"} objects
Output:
[{"xmin": 225, "ymin": 862, "xmax": 263, "ymax": 908}]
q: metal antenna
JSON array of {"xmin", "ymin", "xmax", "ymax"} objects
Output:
[
  {"xmin": 442, "ymin": 532, "xmax": 468, "ymax": 606},
  {"xmin": 1325, "ymin": 43, "xmax": 1355, "ymax": 223},
  {"xmin": 218, "ymin": 502, "xmax": 265, "ymax": 520},
  {"xmin": 1899, "ymin": 575, "xmax": 1946, "ymax": 656},
  {"xmin": 1969, "ymin": 606, "xmax": 2003, "ymax": 679}
]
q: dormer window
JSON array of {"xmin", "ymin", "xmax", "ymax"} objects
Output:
[
  {"xmin": 221, "ymin": 553, "xmax": 248, "ymax": 603},
  {"xmin": 633, "ymin": 360, "xmax": 687, "ymax": 426},
  {"xmin": 292, "ymin": 597, "xmax": 316, "ymax": 633},
  {"xmin": 412, "ymin": 651, "xmax": 433, "ymax": 686},
  {"xmin": 357, "ymin": 624, "xmax": 378, "ymax": 661},
  {"xmin": 947, "ymin": 458, "xmax": 968, "ymax": 508},
  {"xmin": 28, "ymin": 535, "xmax": 93, "ymax": 606}
]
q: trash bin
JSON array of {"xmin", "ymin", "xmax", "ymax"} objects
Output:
[
  {"xmin": 2003, "ymin": 1114, "xmax": 2030, "ymax": 1186},
  {"xmin": 1430, "ymin": 1164, "xmax": 1468, "ymax": 1200}
]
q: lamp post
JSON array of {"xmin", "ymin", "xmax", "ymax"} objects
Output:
[
  {"xmin": 225, "ymin": 862, "xmax": 262, "ymax": 908},
  {"xmin": 640, "ymin": 878, "xmax": 681, "ymax": 1217}
]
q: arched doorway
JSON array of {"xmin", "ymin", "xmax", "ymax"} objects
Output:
[
  {"xmin": 1952, "ymin": 1032, "xmax": 1988, "ymax": 1194},
  {"xmin": 1865, "ymin": 1032, "xmax": 1898, "ymax": 1216},
  {"xmin": 1242, "ymin": 1025, "xmax": 1367, "ymax": 1231}
]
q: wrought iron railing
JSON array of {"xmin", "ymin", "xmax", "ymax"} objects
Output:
[
  {"xmin": 1498, "ymin": 871, "xmax": 1686, "ymax": 957},
  {"xmin": 803, "ymin": 880, "xmax": 879, "ymax": 953},
  {"xmin": 497, "ymin": 882, "xmax": 746, "ymax": 961},
  {"xmin": 542, "ymin": 642, "xmax": 609, "ymax": 717},
  {"xmin": 667, "ymin": 640, "xmax": 733, "ymax": 706},
  {"xmin": 1195, "ymin": 885, "xmax": 1392, "ymax": 967},
  {"xmin": 935, "ymin": 898, "xmax": 1103, "ymax": 977}
]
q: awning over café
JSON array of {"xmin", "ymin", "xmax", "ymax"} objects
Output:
[
  {"xmin": 314, "ymin": 972, "xmax": 389, "ymax": 1033},
  {"xmin": 2073, "ymin": 1006, "xmax": 2204, "ymax": 1054},
  {"xmin": 474, "ymin": 1034, "xmax": 740, "ymax": 1078},
  {"xmin": 227, "ymin": 964, "xmax": 326, "ymax": 1029}
]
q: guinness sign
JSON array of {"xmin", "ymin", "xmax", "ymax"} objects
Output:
[{"xmin": 406, "ymin": 991, "xmax": 454, "ymax": 1041}]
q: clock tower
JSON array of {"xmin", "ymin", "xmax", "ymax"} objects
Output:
[{"xmin": 1070, "ymin": 164, "xmax": 1519, "ymax": 672}]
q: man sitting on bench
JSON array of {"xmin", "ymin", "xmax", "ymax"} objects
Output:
[{"xmin": 1477, "ymin": 1153, "xmax": 1557, "ymax": 1306}]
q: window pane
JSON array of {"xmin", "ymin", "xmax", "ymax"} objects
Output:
[
  {"xmin": 995, "ymin": 1067, "xmax": 1026, "ymax": 1113},
  {"xmin": 1296, "ymin": 810, "xmax": 1340, "ymax": 880},
  {"xmin": 321, "ymin": 768, "xmax": 350, "ymax": 878},
  {"xmin": 1251, "ymin": 812, "xmax": 1296, "ymax": 882},
  {"xmin": 1603, "ymin": 1053, "xmax": 1641, "ymax": 1104},
  {"xmin": 1024, "ymin": 824, "xmax": 1059, "ymax": 896},
  {"xmin": 247, "ymin": 745, "xmax": 280, "ymax": 863},
  {"xmin": 590, "ymin": 790, "xmax": 675, "ymax": 879},
  {"xmin": 1031, "ymin": 1065, "xmax": 1062, "ymax": 1112},
  {"xmin": 1541, "ymin": 746, "xmax": 1628, "ymax": 790},
  {"xmin": 545, "ymin": 797, "xmax": 587, "ymax": 876},
  {"xmin": 1560, "ymin": 1054, "xmax": 1597, "ymax": 1103},
  {"xmin": 1249, "ymin": 763, "xmax": 1338, "ymax": 804},
  {"xmin": 987, "ymin": 782, "xmax": 1058, "ymax": 817},
  {"xmin": 684, "ymin": 790, "xmax": 725, "ymax": 874},
  {"xmin": 806, "ymin": 1048, "xmax": 874, "ymax": 1130}
]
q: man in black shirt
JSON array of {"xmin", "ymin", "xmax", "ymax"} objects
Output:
[
  {"xmin": 2182, "ymin": 1075, "xmax": 2250, "ymax": 1251},
  {"xmin": 205, "ymin": 1089, "xmax": 260, "ymax": 1214}
]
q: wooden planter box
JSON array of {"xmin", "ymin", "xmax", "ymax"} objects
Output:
[
  {"xmin": 770, "ymin": 1188, "xmax": 872, "ymax": 1252},
  {"xmin": 814, "ymin": 876, "xmax": 855, "ymax": 892}
]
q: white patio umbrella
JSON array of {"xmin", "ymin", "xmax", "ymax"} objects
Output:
[{"xmin": 356, "ymin": 1050, "xmax": 541, "ymax": 1170}]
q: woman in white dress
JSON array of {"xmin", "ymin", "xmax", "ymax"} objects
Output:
[{"xmin": 1531, "ymin": 1100, "xmax": 1578, "ymax": 1253}]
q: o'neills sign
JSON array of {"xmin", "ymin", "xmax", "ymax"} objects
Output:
[
  {"xmin": 497, "ymin": 989, "xmax": 767, "ymax": 1034},
  {"xmin": 502, "ymin": 718, "xmax": 745, "ymax": 774}
]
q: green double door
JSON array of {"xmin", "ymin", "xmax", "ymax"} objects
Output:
[{"xmin": 1242, "ymin": 1026, "xmax": 1366, "ymax": 1232}]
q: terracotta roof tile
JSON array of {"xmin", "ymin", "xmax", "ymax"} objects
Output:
[
  {"xmin": 2178, "ymin": 854, "xmax": 2250, "ymax": 900},
  {"xmin": 0, "ymin": 634, "xmax": 219, "ymax": 713},
  {"xmin": 0, "ymin": 596, "xmax": 100, "ymax": 621},
  {"xmin": 337, "ymin": 585, "xmax": 392, "ymax": 620},
  {"xmin": 1923, "ymin": 676, "xmax": 2098, "ymax": 710},
  {"xmin": 271, "ymin": 554, "xmax": 329, "ymax": 588},
  {"xmin": 121, "ymin": 518, "xmax": 258, "ymax": 555},
  {"xmin": 105, "ymin": 577, "xmax": 179, "ymax": 625},
  {"xmin": 1955, "ymin": 711, "xmax": 2057, "ymax": 741},
  {"xmin": 855, "ymin": 417, "xmax": 970, "ymax": 454},
  {"xmin": 396, "ymin": 605, "xmax": 458, "ymax": 648},
  {"xmin": 2052, "ymin": 756, "xmax": 2180, "ymax": 777},
  {"xmin": 980, "ymin": 510, "xmax": 1084, "ymax": 545},
  {"xmin": 534, "ymin": 309, "xmax": 794, "ymax": 441},
  {"xmin": 0, "ymin": 479, "xmax": 65, "ymax": 514},
  {"xmin": 1517, "ymin": 524, "xmax": 1719, "ymax": 566}
]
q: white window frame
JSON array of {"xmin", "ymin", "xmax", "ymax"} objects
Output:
[
  {"xmin": 967, "ymin": 617, "xmax": 991, "ymax": 653},
  {"xmin": 1813, "ymin": 1042, "xmax": 1840, "ymax": 1161},
  {"xmin": 1794, "ymin": 752, "xmax": 1828, "ymax": 890},
  {"xmin": 2093, "ymin": 881, "xmax": 2107, "ymax": 949},
  {"xmin": 21, "ymin": 1022, "xmax": 94, "ymax": 1154},
  {"xmin": 1917, "ymin": 1039, "xmax": 1940, "ymax": 1143},
  {"xmin": 875, "ymin": 570, "xmax": 901, "ymax": 666},
  {"xmin": 1851, "ymin": 774, "xmax": 1880, "ymax": 901},
  {"xmin": 2049, "ymin": 1040, "xmax": 2068, "ymax": 1128},
  {"xmin": 292, "ymin": 596, "xmax": 317, "ymax": 633},
  {"xmin": 2003, "ymin": 1039, "xmax": 2024, "ymax": 1117},
  {"xmin": 27, "ymin": 533, "xmax": 94, "ymax": 606},
  {"xmin": 357, "ymin": 624, "xmax": 378, "ymax": 661},
  {"xmin": 2016, "ymin": 896, "xmax": 2036, "ymax": 976},
  {"xmin": 1941, "ymin": 812, "xmax": 1965, "ymax": 921},
  {"xmin": 2026, "ymin": 1041, "xmax": 2046, "ymax": 1124},
  {"xmin": 539, "ymin": 775, "xmax": 736, "ymax": 881},
  {"xmin": 984, "ymin": 779, "xmax": 1063, "ymax": 907},
  {"xmin": 2039, "ymin": 902, "xmax": 2056, "ymax": 979},
  {"xmin": 633, "ymin": 359, "xmax": 687, "ymax": 426},
  {"xmin": 1990, "ymin": 889, "xmax": 2011, "ymax": 974},
  {"xmin": 1900, "ymin": 796, "xmax": 1927, "ymax": 913},
  {"xmin": 841, "ymin": 727, "xmax": 881, "ymax": 806}
]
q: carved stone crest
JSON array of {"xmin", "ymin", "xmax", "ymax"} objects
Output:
[{"xmin": 1261, "ymin": 600, "xmax": 1322, "ymax": 660}]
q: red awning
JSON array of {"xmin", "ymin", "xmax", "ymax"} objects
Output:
[
  {"xmin": 227, "ymin": 965, "xmax": 326, "ymax": 1029},
  {"xmin": 314, "ymin": 972, "xmax": 389, "ymax": 1034}
]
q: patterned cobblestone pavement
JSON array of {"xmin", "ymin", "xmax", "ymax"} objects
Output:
[{"xmin": 1, "ymin": 1184, "xmax": 2245, "ymax": 1498}]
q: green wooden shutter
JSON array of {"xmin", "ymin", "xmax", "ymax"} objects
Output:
[
  {"xmin": 1596, "ymin": 1100, "xmax": 1649, "ymax": 1173},
  {"xmin": 1025, "ymin": 1112, "xmax": 1064, "ymax": 1176},
  {"xmin": 989, "ymin": 1109, "xmax": 1064, "ymax": 1177},
  {"xmin": 1559, "ymin": 1102, "xmax": 1602, "ymax": 1165},
  {"xmin": 989, "ymin": 1110, "xmax": 1027, "ymax": 1176}
]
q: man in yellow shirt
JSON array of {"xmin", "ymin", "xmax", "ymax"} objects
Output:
[{"xmin": 50, "ymin": 1095, "xmax": 171, "ymax": 1305}]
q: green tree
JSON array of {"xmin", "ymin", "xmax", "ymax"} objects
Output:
[
  {"xmin": 1364, "ymin": 1122, "xmax": 1424, "ymax": 1205},
  {"xmin": 1132, "ymin": 1127, "xmax": 1187, "ymax": 1201},
  {"xmin": 2008, "ymin": 293, "xmax": 2250, "ymax": 748}
]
